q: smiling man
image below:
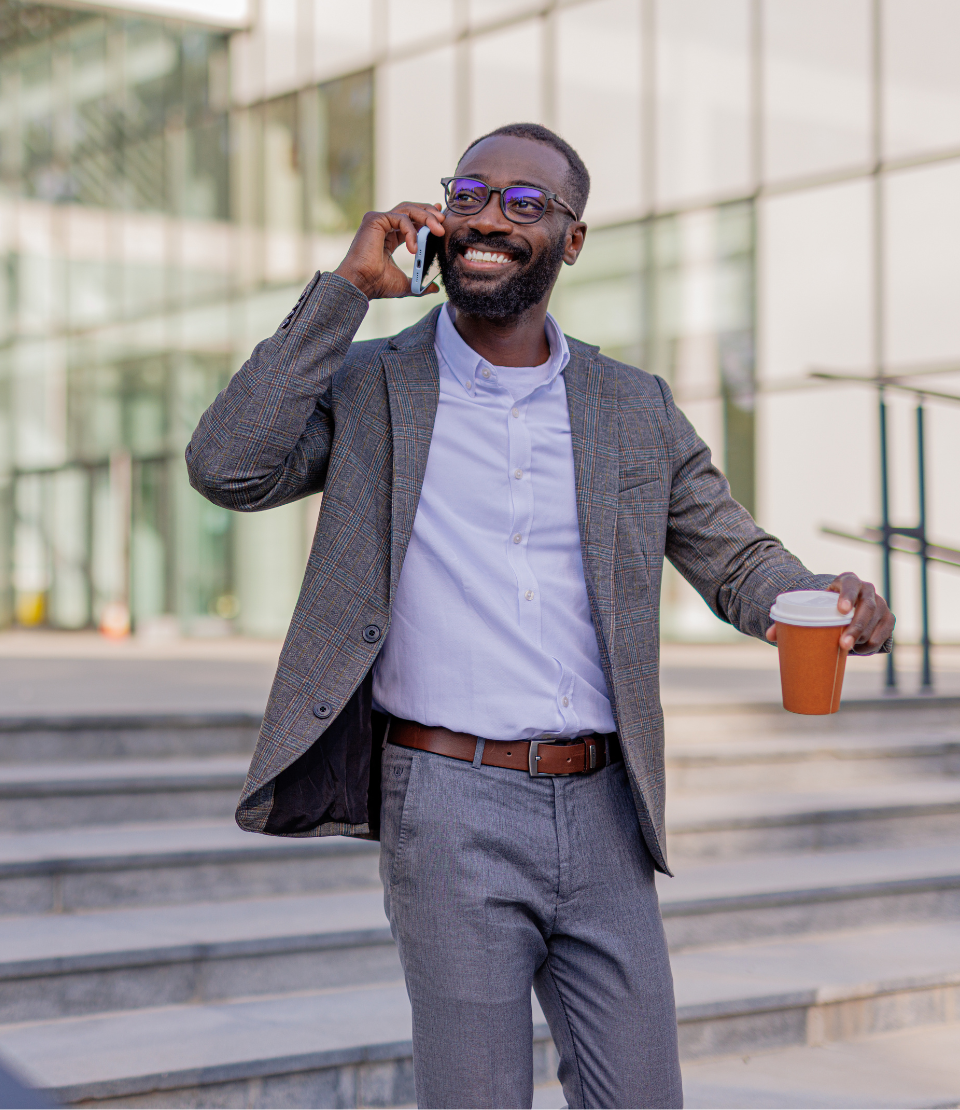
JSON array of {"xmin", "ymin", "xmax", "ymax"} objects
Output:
[{"xmin": 186, "ymin": 122, "xmax": 894, "ymax": 1109}]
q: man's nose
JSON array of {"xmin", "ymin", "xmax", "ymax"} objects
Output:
[{"xmin": 465, "ymin": 191, "xmax": 513, "ymax": 236}]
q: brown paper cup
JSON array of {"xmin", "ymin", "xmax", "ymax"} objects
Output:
[{"xmin": 775, "ymin": 622, "xmax": 850, "ymax": 715}]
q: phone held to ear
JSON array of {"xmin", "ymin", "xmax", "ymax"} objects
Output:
[{"xmin": 411, "ymin": 225, "xmax": 441, "ymax": 297}]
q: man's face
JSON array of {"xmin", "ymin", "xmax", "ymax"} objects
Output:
[{"xmin": 437, "ymin": 135, "xmax": 585, "ymax": 320}]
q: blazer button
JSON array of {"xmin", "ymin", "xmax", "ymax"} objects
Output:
[
  {"xmin": 312, "ymin": 702, "xmax": 332, "ymax": 719},
  {"xmin": 362, "ymin": 624, "xmax": 381, "ymax": 643}
]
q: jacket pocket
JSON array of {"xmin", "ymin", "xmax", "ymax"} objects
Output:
[{"xmin": 620, "ymin": 460, "xmax": 661, "ymax": 493}]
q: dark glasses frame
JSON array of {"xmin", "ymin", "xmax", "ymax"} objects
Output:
[{"xmin": 440, "ymin": 176, "xmax": 579, "ymax": 223}]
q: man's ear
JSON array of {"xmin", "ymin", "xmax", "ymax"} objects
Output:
[{"xmin": 563, "ymin": 222, "xmax": 587, "ymax": 266}]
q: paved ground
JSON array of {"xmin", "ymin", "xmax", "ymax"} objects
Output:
[{"xmin": 1, "ymin": 630, "xmax": 957, "ymax": 717}]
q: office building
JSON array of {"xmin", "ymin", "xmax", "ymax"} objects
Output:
[{"xmin": 1, "ymin": 0, "xmax": 958, "ymax": 643}]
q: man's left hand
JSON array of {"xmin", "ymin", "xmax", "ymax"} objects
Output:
[{"xmin": 765, "ymin": 572, "xmax": 895, "ymax": 654}]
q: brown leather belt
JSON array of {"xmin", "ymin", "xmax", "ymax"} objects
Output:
[{"xmin": 389, "ymin": 718, "xmax": 620, "ymax": 777}]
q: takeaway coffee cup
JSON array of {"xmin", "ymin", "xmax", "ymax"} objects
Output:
[{"xmin": 769, "ymin": 590, "xmax": 854, "ymax": 715}]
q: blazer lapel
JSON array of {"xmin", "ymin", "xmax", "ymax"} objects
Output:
[
  {"xmin": 382, "ymin": 308, "xmax": 442, "ymax": 601},
  {"xmin": 565, "ymin": 344, "xmax": 619, "ymax": 667}
]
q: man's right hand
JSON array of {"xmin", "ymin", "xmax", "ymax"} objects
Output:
[{"xmin": 334, "ymin": 203, "xmax": 445, "ymax": 300}]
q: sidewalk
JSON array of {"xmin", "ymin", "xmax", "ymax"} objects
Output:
[{"xmin": 1, "ymin": 629, "xmax": 957, "ymax": 717}]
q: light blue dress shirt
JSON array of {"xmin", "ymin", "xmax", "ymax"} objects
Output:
[{"xmin": 372, "ymin": 304, "xmax": 616, "ymax": 741}]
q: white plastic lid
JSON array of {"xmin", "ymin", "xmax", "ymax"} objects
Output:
[{"xmin": 769, "ymin": 590, "xmax": 854, "ymax": 627}]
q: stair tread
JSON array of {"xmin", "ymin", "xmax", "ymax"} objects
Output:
[
  {"xmin": 658, "ymin": 840, "xmax": 960, "ymax": 909},
  {"xmin": 2, "ymin": 921, "xmax": 959, "ymax": 1100},
  {"xmin": 667, "ymin": 731, "xmax": 960, "ymax": 759},
  {"xmin": 682, "ymin": 1021, "xmax": 960, "ymax": 1109},
  {"xmin": 0, "ymin": 758, "xmax": 249, "ymax": 791},
  {"xmin": 667, "ymin": 778, "xmax": 960, "ymax": 828},
  {"xmin": 0, "ymin": 821, "xmax": 377, "ymax": 870},
  {"xmin": 670, "ymin": 919, "xmax": 960, "ymax": 1014},
  {"xmin": 0, "ymin": 890, "xmax": 389, "ymax": 971},
  {"xmin": 0, "ymin": 983, "xmax": 415, "ymax": 1098}
]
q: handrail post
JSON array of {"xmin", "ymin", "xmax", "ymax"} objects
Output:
[
  {"xmin": 917, "ymin": 398, "xmax": 932, "ymax": 690},
  {"xmin": 879, "ymin": 387, "xmax": 896, "ymax": 690}
]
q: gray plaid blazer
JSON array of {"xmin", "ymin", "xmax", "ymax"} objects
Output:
[{"xmin": 187, "ymin": 271, "xmax": 831, "ymax": 873}]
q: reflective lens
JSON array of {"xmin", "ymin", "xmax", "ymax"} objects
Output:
[
  {"xmin": 501, "ymin": 187, "xmax": 548, "ymax": 222},
  {"xmin": 446, "ymin": 178, "xmax": 489, "ymax": 214},
  {"xmin": 445, "ymin": 178, "xmax": 551, "ymax": 223}
]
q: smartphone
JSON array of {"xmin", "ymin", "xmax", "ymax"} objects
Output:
[{"xmin": 410, "ymin": 224, "xmax": 441, "ymax": 296}]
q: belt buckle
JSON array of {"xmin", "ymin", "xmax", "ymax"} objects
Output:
[{"xmin": 528, "ymin": 739, "xmax": 559, "ymax": 777}]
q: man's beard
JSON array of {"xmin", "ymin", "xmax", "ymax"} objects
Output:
[{"xmin": 438, "ymin": 230, "xmax": 567, "ymax": 320}]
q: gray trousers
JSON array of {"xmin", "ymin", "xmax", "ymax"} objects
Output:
[{"xmin": 380, "ymin": 740, "xmax": 683, "ymax": 1109}]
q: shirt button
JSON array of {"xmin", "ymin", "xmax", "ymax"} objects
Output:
[
  {"xmin": 525, "ymin": 590, "xmax": 535, "ymax": 601},
  {"xmin": 513, "ymin": 534, "xmax": 522, "ymax": 544},
  {"xmin": 511, "ymin": 407, "xmax": 519, "ymax": 418},
  {"xmin": 482, "ymin": 368, "xmax": 491, "ymax": 379},
  {"xmin": 562, "ymin": 696, "xmax": 569, "ymax": 707},
  {"xmin": 465, "ymin": 381, "xmax": 472, "ymax": 390},
  {"xmin": 514, "ymin": 469, "xmax": 522, "ymax": 480}
]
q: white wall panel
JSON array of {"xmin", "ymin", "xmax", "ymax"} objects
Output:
[
  {"xmin": 556, "ymin": 0, "xmax": 643, "ymax": 225},
  {"xmin": 758, "ymin": 180, "xmax": 872, "ymax": 383},
  {"xmin": 655, "ymin": 0, "xmax": 751, "ymax": 205},
  {"xmin": 469, "ymin": 20, "xmax": 543, "ymax": 139},
  {"xmin": 884, "ymin": 0, "xmax": 960, "ymax": 160},
  {"xmin": 762, "ymin": 0, "xmax": 871, "ymax": 182}
]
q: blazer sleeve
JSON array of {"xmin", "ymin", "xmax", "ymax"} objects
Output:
[
  {"xmin": 185, "ymin": 271, "xmax": 369, "ymax": 512},
  {"xmin": 655, "ymin": 375, "xmax": 835, "ymax": 641}
]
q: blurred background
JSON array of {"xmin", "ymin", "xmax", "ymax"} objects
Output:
[{"xmin": 0, "ymin": 0, "xmax": 957, "ymax": 648}]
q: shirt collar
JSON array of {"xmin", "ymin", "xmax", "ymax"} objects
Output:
[{"xmin": 434, "ymin": 302, "xmax": 570, "ymax": 391}]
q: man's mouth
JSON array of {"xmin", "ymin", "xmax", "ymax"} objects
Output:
[{"xmin": 459, "ymin": 245, "xmax": 519, "ymax": 271}]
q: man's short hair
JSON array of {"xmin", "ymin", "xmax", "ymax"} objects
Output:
[{"xmin": 459, "ymin": 122, "xmax": 591, "ymax": 220}]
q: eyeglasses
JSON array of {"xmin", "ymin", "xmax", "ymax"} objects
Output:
[{"xmin": 440, "ymin": 176, "xmax": 578, "ymax": 224}]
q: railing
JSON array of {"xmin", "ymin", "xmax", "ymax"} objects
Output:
[{"xmin": 812, "ymin": 368, "xmax": 960, "ymax": 694}]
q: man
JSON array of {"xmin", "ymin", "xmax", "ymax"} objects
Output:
[{"xmin": 187, "ymin": 122, "xmax": 894, "ymax": 1109}]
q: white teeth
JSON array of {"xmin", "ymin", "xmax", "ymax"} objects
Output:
[{"xmin": 464, "ymin": 248, "xmax": 511, "ymax": 264}]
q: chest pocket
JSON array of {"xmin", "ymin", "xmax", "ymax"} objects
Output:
[{"xmin": 619, "ymin": 460, "xmax": 661, "ymax": 493}]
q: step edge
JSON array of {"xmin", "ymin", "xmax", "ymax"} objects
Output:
[
  {"xmin": 668, "ymin": 798, "xmax": 960, "ymax": 833},
  {"xmin": 0, "ymin": 776, "xmax": 247, "ymax": 799},
  {"xmin": 0, "ymin": 928, "xmax": 395, "ymax": 980},
  {"xmin": 0, "ymin": 714, "xmax": 263, "ymax": 733},
  {"xmin": 661, "ymin": 872, "xmax": 960, "ymax": 916},
  {"xmin": 35, "ymin": 1024, "xmax": 555, "ymax": 1103},
  {"xmin": 664, "ymin": 696, "xmax": 960, "ymax": 716},
  {"xmin": 677, "ymin": 966, "xmax": 960, "ymax": 1023},
  {"xmin": 0, "ymin": 839, "xmax": 380, "ymax": 877}
]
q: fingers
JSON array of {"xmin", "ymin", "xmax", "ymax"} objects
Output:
[
  {"xmin": 388, "ymin": 202, "xmax": 446, "ymax": 250},
  {"xmin": 765, "ymin": 625, "xmax": 778, "ymax": 643},
  {"xmin": 827, "ymin": 571, "xmax": 861, "ymax": 614},
  {"xmin": 334, "ymin": 202, "xmax": 445, "ymax": 299},
  {"xmin": 829, "ymin": 574, "xmax": 884, "ymax": 652},
  {"xmin": 852, "ymin": 592, "xmax": 895, "ymax": 654}
]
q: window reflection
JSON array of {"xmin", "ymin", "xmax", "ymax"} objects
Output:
[{"xmin": 0, "ymin": 4, "xmax": 374, "ymax": 635}]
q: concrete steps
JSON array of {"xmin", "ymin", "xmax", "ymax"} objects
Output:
[
  {"xmin": 666, "ymin": 778, "xmax": 960, "ymax": 860},
  {"xmin": 0, "ymin": 891, "xmax": 397, "ymax": 1022},
  {"xmin": 0, "ymin": 697, "xmax": 957, "ymax": 1108},
  {"xmin": 0, "ymin": 714, "xmax": 261, "ymax": 763},
  {"xmin": 2, "ymin": 919, "xmax": 957, "ymax": 1107},
  {"xmin": 2, "ymin": 839, "xmax": 959, "ymax": 1021},
  {"xmin": 0, "ymin": 821, "xmax": 381, "ymax": 915},
  {"xmin": 682, "ymin": 1023, "xmax": 960, "ymax": 1109},
  {"xmin": 659, "ymin": 841, "xmax": 960, "ymax": 948},
  {"xmin": 0, "ymin": 759, "xmax": 249, "ymax": 830},
  {"xmin": 672, "ymin": 919, "xmax": 960, "ymax": 1060},
  {"xmin": 667, "ymin": 732, "xmax": 960, "ymax": 791}
]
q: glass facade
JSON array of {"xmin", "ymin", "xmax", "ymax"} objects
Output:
[
  {"xmin": 1, "ymin": 0, "xmax": 958, "ymax": 644},
  {"xmin": 0, "ymin": 0, "xmax": 372, "ymax": 637}
]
